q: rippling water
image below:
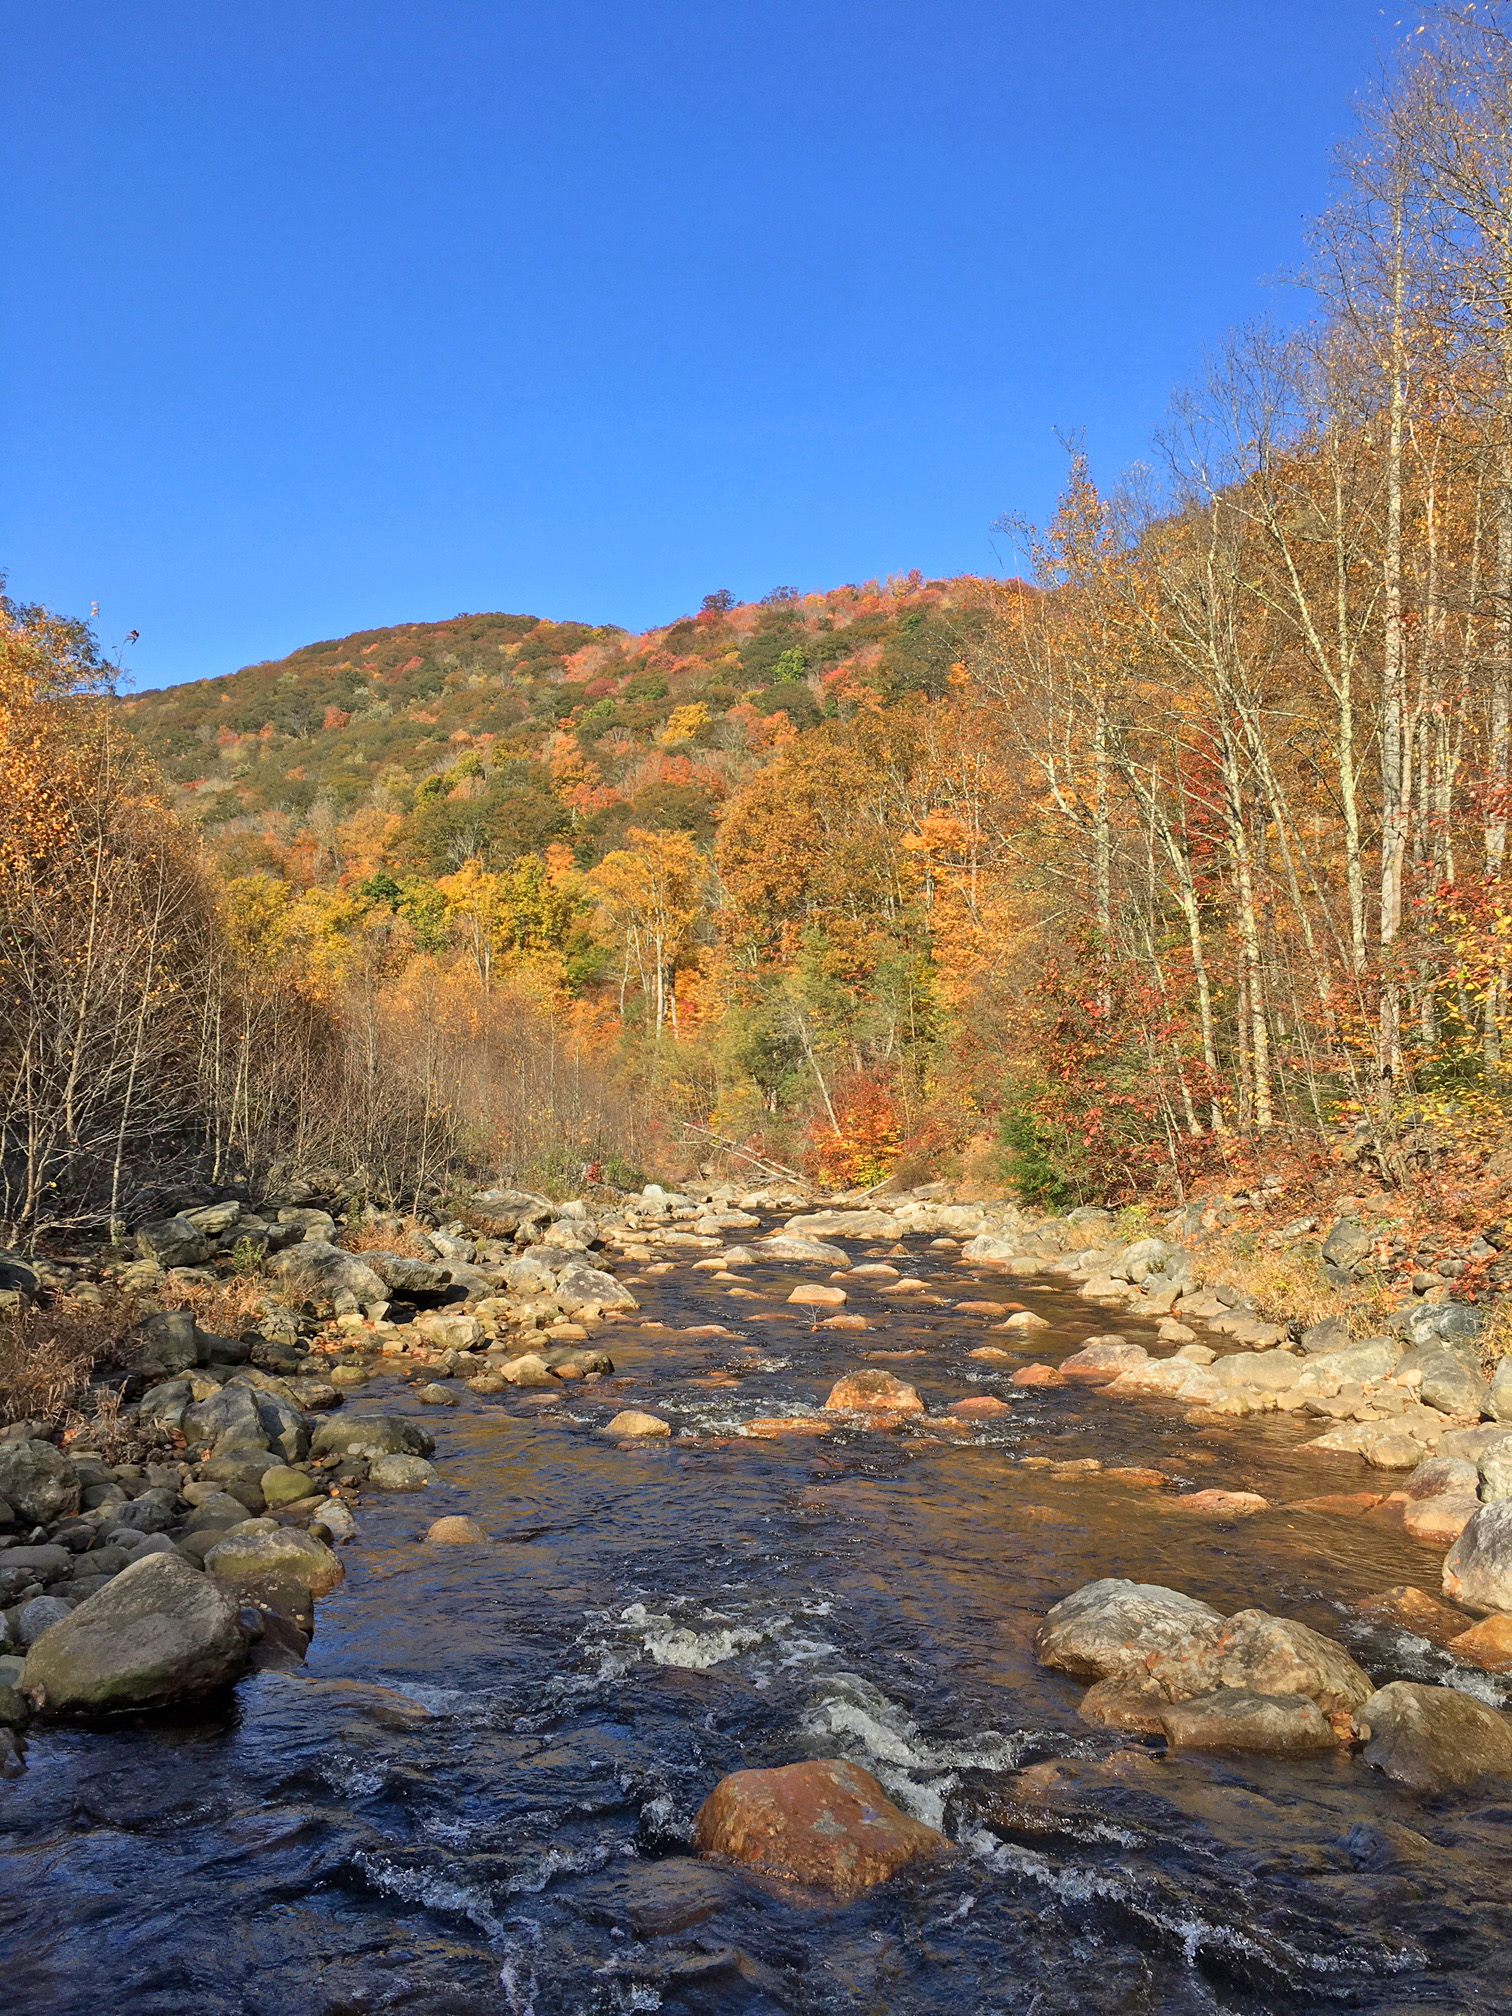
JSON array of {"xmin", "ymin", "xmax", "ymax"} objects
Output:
[{"xmin": 4, "ymin": 1234, "xmax": 1512, "ymax": 2014}]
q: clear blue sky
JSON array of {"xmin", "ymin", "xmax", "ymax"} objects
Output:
[{"xmin": 3, "ymin": 1, "xmax": 1395, "ymax": 690}]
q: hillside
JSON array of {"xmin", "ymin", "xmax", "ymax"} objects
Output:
[{"xmin": 119, "ymin": 577, "xmax": 995, "ymax": 881}]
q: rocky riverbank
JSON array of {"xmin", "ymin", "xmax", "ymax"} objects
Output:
[{"xmin": 4, "ymin": 1167, "xmax": 1512, "ymax": 1820}]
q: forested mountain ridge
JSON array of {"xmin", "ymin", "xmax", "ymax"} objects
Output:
[{"xmin": 118, "ymin": 578, "xmax": 994, "ymax": 881}]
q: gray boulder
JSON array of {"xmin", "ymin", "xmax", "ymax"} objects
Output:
[
  {"xmin": 0, "ymin": 1439, "xmax": 80, "ymax": 1524},
  {"xmin": 310, "ymin": 1414, "xmax": 434, "ymax": 1461},
  {"xmin": 21, "ymin": 1552, "xmax": 245, "ymax": 1716},
  {"xmin": 359, "ymin": 1250, "xmax": 452, "ymax": 1296},
  {"xmin": 500, "ymin": 1252, "xmax": 559, "ymax": 1294},
  {"xmin": 1397, "ymin": 1342, "xmax": 1488, "ymax": 1418},
  {"xmin": 1322, "ymin": 1219, "xmax": 1376, "ymax": 1275},
  {"xmin": 269, "ymin": 1239, "xmax": 387, "ymax": 1309},
  {"xmin": 204, "ymin": 1526, "xmax": 343, "ymax": 1596},
  {"xmin": 1035, "ymin": 1579, "xmax": 1226, "ymax": 1698},
  {"xmin": 0, "ymin": 1247, "xmax": 39, "ymax": 1298},
  {"xmin": 1489, "ymin": 1358, "xmax": 1512, "ymax": 1424},
  {"xmin": 1395, "ymin": 1300, "xmax": 1485, "ymax": 1348},
  {"xmin": 366, "ymin": 1454, "xmax": 438, "ymax": 1490},
  {"xmin": 553, "ymin": 1261, "xmax": 637, "ymax": 1316},
  {"xmin": 1357, "ymin": 1681, "xmax": 1512, "ymax": 1791},
  {"xmin": 468, "ymin": 1189, "xmax": 554, "ymax": 1234},
  {"xmin": 134, "ymin": 1215, "xmax": 212, "ymax": 1268},
  {"xmin": 16, "ymin": 1596, "xmax": 74, "ymax": 1645},
  {"xmin": 275, "ymin": 1206, "xmax": 337, "ymax": 1240},
  {"xmin": 758, "ymin": 1236, "xmax": 850, "ymax": 1265},
  {"xmin": 125, "ymin": 1310, "xmax": 203, "ymax": 1377},
  {"xmin": 1160, "ymin": 1689, "xmax": 1338, "ymax": 1756},
  {"xmin": 137, "ymin": 1377, "xmax": 193, "ymax": 1434},
  {"xmin": 1480, "ymin": 1444, "xmax": 1512, "ymax": 1503},
  {"xmin": 1443, "ymin": 1501, "xmax": 1512, "ymax": 1612},
  {"xmin": 1299, "ymin": 1316, "xmax": 1350, "ymax": 1355}
]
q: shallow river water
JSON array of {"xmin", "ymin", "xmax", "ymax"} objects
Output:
[{"xmin": 3, "ymin": 1232, "xmax": 1512, "ymax": 2014}]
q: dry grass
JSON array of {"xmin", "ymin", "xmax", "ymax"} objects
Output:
[
  {"xmin": 156, "ymin": 1272, "xmax": 271, "ymax": 1337},
  {"xmin": 1192, "ymin": 1232, "xmax": 1392, "ymax": 1336},
  {"xmin": 0, "ymin": 1297, "xmax": 127, "ymax": 1428},
  {"xmin": 1476, "ymin": 1297, "xmax": 1512, "ymax": 1374}
]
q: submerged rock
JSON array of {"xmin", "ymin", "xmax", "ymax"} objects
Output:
[
  {"xmin": 366, "ymin": 1454, "xmax": 439, "ymax": 1489},
  {"xmin": 424, "ymin": 1515, "xmax": 489, "ymax": 1544},
  {"xmin": 205, "ymin": 1526, "xmax": 345, "ymax": 1596},
  {"xmin": 310, "ymin": 1415, "xmax": 435, "ymax": 1461},
  {"xmin": 21, "ymin": 1553, "xmax": 245, "ymax": 1716},
  {"xmin": 1159, "ymin": 1688, "xmax": 1339, "ymax": 1755},
  {"xmin": 1356, "ymin": 1680, "xmax": 1512, "ymax": 1791},
  {"xmin": 693, "ymin": 1759, "xmax": 946, "ymax": 1898}
]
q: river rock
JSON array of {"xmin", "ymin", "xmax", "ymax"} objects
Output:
[
  {"xmin": 823, "ymin": 1370, "xmax": 924, "ymax": 1415},
  {"xmin": 21, "ymin": 1552, "xmax": 245, "ymax": 1716},
  {"xmin": 693, "ymin": 1759, "xmax": 947, "ymax": 1898},
  {"xmin": 603, "ymin": 1410, "xmax": 671, "ymax": 1439},
  {"xmin": 204, "ymin": 1526, "xmax": 344, "ymax": 1596},
  {"xmin": 125, "ymin": 1309, "xmax": 203, "ymax": 1377},
  {"xmin": 1210, "ymin": 1609, "xmax": 1372, "ymax": 1713},
  {"xmin": 425, "ymin": 1516, "xmax": 488, "ymax": 1544},
  {"xmin": 553, "ymin": 1261, "xmax": 637, "ymax": 1316},
  {"xmin": 1357, "ymin": 1680, "xmax": 1512, "ymax": 1791},
  {"xmin": 270, "ymin": 1239, "xmax": 388, "ymax": 1310},
  {"xmin": 1035, "ymin": 1579, "xmax": 1226, "ymax": 1697},
  {"xmin": 416, "ymin": 1382, "xmax": 458, "ymax": 1406},
  {"xmin": 1168, "ymin": 1489, "xmax": 1270, "ymax": 1517},
  {"xmin": 1478, "ymin": 1442, "xmax": 1512, "ymax": 1502},
  {"xmin": 367, "ymin": 1454, "xmax": 439, "ymax": 1489},
  {"xmin": 1404, "ymin": 1494, "xmax": 1480, "ymax": 1545},
  {"xmin": 1059, "ymin": 1340, "xmax": 1149, "ymax": 1380},
  {"xmin": 310, "ymin": 1415, "xmax": 435, "ymax": 1461},
  {"xmin": 361, "ymin": 1250, "xmax": 452, "ymax": 1296},
  {"xmin": 788, "ymin": 1282, "xmax": 847, "ymax": 1307},
  {"xmin": 784, "ymin": 1210, "xmax": 899, "ymax": 1238},
  {"xmin": 1447, "ymin": 1613, "xmax": 1512, "ymax": 1671},
  {"xmin": 1443, "ymin": 1501, "xmax": 1512, "ymax": 1612},
  {"xmin": 1489, "ymin": 1359, "xmax": 1512, "ymax": 1423},
  {"xmin": 759, "ymin": 1236, "xmax": 850, "ymax": 1265},
  {"xmin": 1396, "ymin": 1343, "xmax": 1488, "ymax": 1419},
  {"xmin": 16, "ymin": 1596, "xmax": 74, "ymax": 1645},
  {"xmin": 1160, "ymin": 1688, "xmax": 1339, "ymax": 1755},
  {"xmin": 134, "ymin": 1215, "xmax": 213, "ymax": 1268},
  {"xmin": 998, "ymin": 1310, "xmax": 1050, "ymax": 1331},
  {"xmin": 0, "ymin": 1440, "xmax": 80, "ymax": 1524},
  {"xmin": 258, "ymin": 1466, "xmax": 317, "ymax": 1507},
  {"xmin": 499, "ymin": 1352, "xmax": 556, "ymax": 1386}
]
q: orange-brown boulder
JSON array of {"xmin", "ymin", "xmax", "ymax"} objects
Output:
[
  {"xmin": 1009, "ymin": 1363, "xmax": 1064, "ymax": 1387},
  {"xmin": 788, "ymin": 1282, "xmax": 847, "ymax": 1307},
  {"xmin": 952, "ymin": 1395, "xmax": 1012, "ymax": 1417},
  {"xmin": 823, "ymin": 1369, "xmax": 924, "ymax": 1415},
  {"xmin": 1354, "ymin": 1585, "xmax": 1473, "ymax": 1646},
  {"xmin": 693, "ymin": 1759, "xmax": 946, "ymax": 1897},
  {"xmin": 1448, "ymin": 1612, "xmax": 1512, "ymax": 1672}
]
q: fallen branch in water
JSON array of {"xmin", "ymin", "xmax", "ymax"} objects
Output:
[{"xmin": 678, "ymin": 1121, "xmax": 805, "ymax": 1182}]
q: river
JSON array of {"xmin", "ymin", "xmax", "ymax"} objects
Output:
[{"xmin": 2, "ymin": 1227, "xmax": 1509, "ymax": 2014}]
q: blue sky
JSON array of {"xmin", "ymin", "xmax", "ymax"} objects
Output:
[{"xmin": 3, "ymin": 1, "xmax": 1395, "ymax": 690}]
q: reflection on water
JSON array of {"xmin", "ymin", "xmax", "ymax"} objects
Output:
[{"xmin": 3, "ymin": 1236, "xmax": 1510, "ymax": 2013}]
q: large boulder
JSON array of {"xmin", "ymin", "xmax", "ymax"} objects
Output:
[
  {"xmin": 269, "ymin": 1239, "xmax": 387, "ymax": 1310},
  {"xmin": 1396, "ymin": 1343, "xmax": 1488, "ymax": 1419},
  {"xmin": 1489, "ymin": 1358, "xmax": 1512, "ymax": 1425},
  {"xmin": 1035, "ymin": 1580, "xmax": 1226, "ymax": 1699},
  {"xmin": 823, "ymin": 1370, "xmax": 924, "ymax": 1416},
  {"xmin": 125, "ymin": 1310, "xmax": 203, "ymax": 1377},
  {"xmin": 1357, "ymin": 1681, "xmax": 1512, "ymax": 1791},
  {"xmin": 204, "ymin": 1526, "xmax": 344, "ymax": 1596},
  {"xmin": 0, "ymin": 1439, "xmax": 80, "ymax": 1524},
  {"xmin": 1159, "ymin": 1689, "xmax": 1339, "ymax": 1756},
  {"xmin": 1322, "ymin": 1219, "xmax": 1376, "ymax": 1276},
  {"xmin": 359, "ymin": 1250, "xmax": 452, "ymax": 1297},
  {"xmin": 693, "ymin": 1760, "xmax": 946, "ymax": 1898},
  {"xmin": 21, "ymin": 1553, "xmax": 245, "ymax": 1716},
  {"xmin": 553, "ymin": 1261, "xmax": 637, "ymax": 1317},
  {"xmin": 1443, "ymin": 1502, "xmax": 1512, "ymax": 1613},
  {"xmin": 758, "ymin": 1236, "xmax": 850, "ymax": 1265},
  {"xmin": 134, "ymin": 1215, "xmax": 212, "ymax": 1268},
  {"xmin": 366, "ymin": 1454, "xmax": 438, "ymax": 1490},
  {"xmin": 782, "ymin": 1210, "xmax": 899, "ymax": 1238},
  {"xmin": 181, "ymin": 1381, "xmax": 308, "ymax": 1462},
  {"xmin": 1395, "ymin": 1299, "xmax": 1485, "ymax": 1349},
  {"xmin": 310, "ymin": 1415, "xmax": 435, "ymax": 1461},
  {"xmin": 499, "ymin": 1253, "xmax": 559, "ymax": 1294},
  {"xmin": 1059, "ymin": 1340, "xmax": 1150, "ymax": 1381},
  {"xmin": 467, "ymin": 1189, "xmax": 554, "ymax": 1234},
  {"xmin": 1209, "ymin": 1610, "xmax": 1372, "ymax": 1714}
]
